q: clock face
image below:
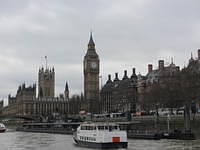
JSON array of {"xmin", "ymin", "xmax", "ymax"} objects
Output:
[{"xmin": 90, "ymin": 61, "xmax": 97, "ymax": 69}]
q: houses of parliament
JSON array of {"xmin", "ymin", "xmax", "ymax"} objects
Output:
[
  {"xmin": 2, "ymin": 32, "xmax": 197, "ymax": 117},
  {"xmin": 0, "ymin": 33, "xmax": 103, "ymax": 117}
]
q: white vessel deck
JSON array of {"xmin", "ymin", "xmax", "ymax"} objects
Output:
[{"xmin": 73, "ymin": 122, "xmax": 128, "ymax": 148}]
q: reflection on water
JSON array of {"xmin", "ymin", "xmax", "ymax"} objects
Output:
[{"xmin": 0, "ymin": 130, "xmax": 200, "ymax": 150}]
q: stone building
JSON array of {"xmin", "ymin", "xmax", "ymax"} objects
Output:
[
  {"xmin": 183, "ymin": 49, "xmax": 200, "ymax": 111},
  {"xmin": 187, "ymin": 49, "xmax": 200, "ymax": 73},
  {"xmin": 3, "ymin": 83, "xmax": 36, "ymax": 115},
  {"xmin": 137, "ymin": 59, "xmax": 180, "ymax": 111},
  {"xmin": 100, "ymin": 68, "xmax": 137, "ymax": 114},
  {"xmin": 2, "ymin": 67, "xmax": 69, "ymax": 118},
  {"xmin": 145, "ymin": 60, "xmax": 180, "ymax": 85},
  {"xmin": 83, "ymin": 33, "xmax": 100, "ymax": 113},
  {"xmin": 38, "ymin": 67, "xmax": 55, "ymax": 98}
]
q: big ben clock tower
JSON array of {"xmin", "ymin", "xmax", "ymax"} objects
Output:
[{"xmin": 84, "ymin": 33, "xmax": 100, "ymax": 113}]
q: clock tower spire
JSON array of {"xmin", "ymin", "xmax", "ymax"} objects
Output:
[{"xmin": 83, "ymin": 32, "xmax": 100, "ymax": 113}]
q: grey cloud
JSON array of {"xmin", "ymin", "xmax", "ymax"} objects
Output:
[{"xmin": 0, "ymin": 0, "xmax": 200, "ymax": 101}]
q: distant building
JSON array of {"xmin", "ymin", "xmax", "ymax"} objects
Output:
[
  {"xmin": 138, "ymin": 59, "xmax": 180, "ymax": 111},
  {"xmin": 187, "ymin": 49, "xmax": 200, "ymax": 73},
  {"xmin": 100, "ymin": 68, "xmax": 137, "ymax": 113},
  {"xmin": 145, "ymin": 59, "xmax": 180, "ymax": 85},
  {"xmin": 83, "ymin": 33, "xmax": 100, "ymax": 113},
  {"xmin": 184, "ymin": 49, "xmax": 200, "ymax": 111},
  {"xmin": 3, "ymin": 83, "xmax": 36, "ymax": 115},
  {"xmin": 38, "ymin": 67, "xmax": 55, "ymax": 98},
  {"xmin": 64, "ymin": 81, "xmax": 69, "ymax": 100},
  {"xmin": 2, "ymin": 66, "xmax": 69, "ymax": 117}
]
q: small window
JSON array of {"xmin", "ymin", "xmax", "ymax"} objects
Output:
[{"xmin": 99, "ymin": 126, "xmax": 104, "ymax": 130}]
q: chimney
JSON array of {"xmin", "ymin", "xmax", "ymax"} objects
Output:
[
  {"xmin": 123, "ymin": 70, "xmax": 128, "ymax": 80},
  {"xmin": 158, "ymin": 60, "xmax": 164, "ymax": 70},
  {"xmin": 198, "ymin": 49, "xmax": 200, "ymax": 59},
  {"xmin": 106, "ymin": 74, "xmax": 112, "ymax": 84},
  {"xmin": 131, "ymin": 68, "xmax": 137, "ymax": 79},
  {"xmin": 148, "ymin": 64, "xmax": 153, "ymax": 73},
  {"xmin": 108, "ymin": 74, "xmax": 111, "ymax": 81},
  {"xmin": 114, "ymin": 73, "xmax": 119, "ymax": 82},
  {"xmin": 132, "ymin": 68, "xmax": 136, "ymax": 74}
]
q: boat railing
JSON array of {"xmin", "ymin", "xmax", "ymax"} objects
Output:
[{"xmin": 22, "ymin": 123, "xmax": 75, "ymax": 131}]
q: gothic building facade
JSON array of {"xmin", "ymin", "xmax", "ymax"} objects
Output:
[
  {"xmin": 137, "ymin": 59, "xmax": 180, "ymax": 111},
  {"xmin": 38, "ymin": 67, "xmax": 55, "ymax": 98},
  {"xmin": 83, "ymin": 33, "xmax": 100, "ymax": 113},
  {"xmin": 100, "ymin": 69, "xmax": 138, "ymax": 114},
  {"xmin": 2, "ymin": 67, "xmax": 69, "ymax": 118}
]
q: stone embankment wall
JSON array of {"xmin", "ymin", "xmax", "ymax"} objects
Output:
[{"xmin": 129, "ymin": 115, "xmax": 200, "ymax": 138}]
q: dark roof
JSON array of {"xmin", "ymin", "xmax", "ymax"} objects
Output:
[
  {"xmin": 88, "ymin": 32, "xmax": 95, "ymax": 46},
  {"xmin": 65, "ymin": 81, "xmax": 69, "ymax": 91},
  {"xmin": 85, "ymin": 32, "xmax": 98, "ymax": 57},
  {"xmin": 101, "ymin": 77, "xmax": 137, "ymax": 92},
  {"xmin": 146, "ymin": 63, "xmax": 180, "ymax": 83}
]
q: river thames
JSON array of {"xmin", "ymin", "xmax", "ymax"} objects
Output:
[{"xmin": 1, "ymin": 129, "xmax": 200, "ymax": 150}]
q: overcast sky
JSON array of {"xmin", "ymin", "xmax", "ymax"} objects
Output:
[{"xmin": 0, "ymin": 0, "xmax": 200, "ymax": 103}]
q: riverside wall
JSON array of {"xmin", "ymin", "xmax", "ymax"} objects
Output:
[{"xmin": 129, "ymin": 115, "xmax": 200, "ymax": 138}]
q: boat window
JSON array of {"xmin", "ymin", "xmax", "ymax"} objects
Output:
[
  {"xmin": 88, "ymin": 126, "xmax": 94, "ymax": 130},
  {"xmin": 81, "ymin": 126, "xmax": 86, "ymax": 130},
  {"xmin": 98, "ymin": 126, "xmax": 104, "ymax": 130},
  {"xmin": 105, "ymin": 126, "xmax": 108, "ymax": 130}
]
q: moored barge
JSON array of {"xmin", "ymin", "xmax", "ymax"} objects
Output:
[{"xmin": 16, "ymin": 122, "xmax": 79, "ymax": 134}]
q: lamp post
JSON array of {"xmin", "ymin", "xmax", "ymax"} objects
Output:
[
  {"xmin": 99, "ymin": 75, "xmax": 103, "ymax": 114},
  {"xmin": 155, "ymin": 104, "xmax": 159, "ymax": 130},
  {"xmin": 99, "ymin": 75, "xmax": 103, "ymax": 90}
]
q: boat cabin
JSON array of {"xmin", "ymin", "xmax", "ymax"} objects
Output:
[{"xmin": 79, "ymin": 123, "xmax": 121, "ymax": 132}]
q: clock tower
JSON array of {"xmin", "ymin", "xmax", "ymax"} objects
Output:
[{"xmin": 84, "ymin": 33, "xmax": 100, "ymax": 113}]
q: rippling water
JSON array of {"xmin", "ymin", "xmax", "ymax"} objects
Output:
[{"xmin": 1, "ymin": 129, "xmax": 200, "ymax": 150}]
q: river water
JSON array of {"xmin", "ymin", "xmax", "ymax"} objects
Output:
[{"xmin": 1, "ymin": 129, "xmax": 200, "ymax": 150}]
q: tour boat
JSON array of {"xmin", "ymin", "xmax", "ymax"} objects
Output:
[
  {"xmin": 0, "ymin": 123, "xmax": 6, "ymax": 132},
  {"xmin": 73, "ymin": 122, "xmax": 128, "ymax": 148}
]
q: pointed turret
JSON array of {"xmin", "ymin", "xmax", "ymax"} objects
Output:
[
  {"xmin": 65, "ymin": 81, "xmax": 69, "ymax": 92},
  {"xmin": 189, "ymin": 52, "xmax": 194, "ymax": 63},
  {"xmin": 64, "ymin": 81, "xmax": 69, "ymax": 100},
  {"xmin": 88, "ymin": 32, "xmax": 95, "ymax": 49},
  {"xmin": 85, "ymin": 32, "xmax": 98, "ymax": 57}
]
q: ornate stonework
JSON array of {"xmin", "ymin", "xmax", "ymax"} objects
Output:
[{"xmin": 83, "ymin": 33, "xmax": 100, "ymax": 113}]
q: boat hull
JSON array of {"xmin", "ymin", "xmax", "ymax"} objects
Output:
[
  {"xmin": 74, "ymin": 137, "xmax": 128, "ymax": 149},
  {"xmin": 0, "ymin": 129, "xmax": 6, "ymax": 133}
]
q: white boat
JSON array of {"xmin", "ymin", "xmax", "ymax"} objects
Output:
[
  {"xmin": 0, "ymin": 123, "xmax": 6, "ymax": 132},
  {"xmin": 73, "ymin": 122, "xmax": 128, "ymax": 148}
]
